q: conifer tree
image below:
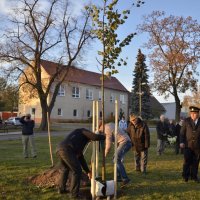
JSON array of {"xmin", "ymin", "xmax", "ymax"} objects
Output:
[{"xmin": 131, "ymin": 49, "xmax": 151, "ymax": 119}]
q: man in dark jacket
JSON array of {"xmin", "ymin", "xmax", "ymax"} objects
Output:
[
  {"xmin": 56, "ymin": 128, "xmax": 105, "ymax": 199},
  {"xmin": 180, "ymin": 106, "xmax": 200, "ymax": 183},
  {"xmin": 20, "ymin": 114, "xmax": 36, "ymax": 158},
  {"xmin": 156, "ymin": 115, "xmax": 169, "ymax": 155},
  {"xmin": 175, "ymin": 119, "xmax": 184, "ymax": 154},
  {"xmin": 127, "ymin": 114, "xmax": 150, "ymax": 174}
]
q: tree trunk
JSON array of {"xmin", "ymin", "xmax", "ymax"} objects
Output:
[
  {"xmin": 174, "ymin": 93, "xmax": 181, "ymax": 122},
  {"xmin": 39, "ymin": 100, "xmax": 48, "ymax": 131}
]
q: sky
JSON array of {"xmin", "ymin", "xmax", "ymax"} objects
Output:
[
  {"xmin": 0, "ymin": 0, "xmax": 200, "ymax": 103},
  {"xmin": 83, "ymin": 0, "xmax": 200, "ymax": 103}
]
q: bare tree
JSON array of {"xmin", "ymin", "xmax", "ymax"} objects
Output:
[
  {"xmin": 0, "ymin": 0, "xmax": 93, "ymax": 130},
  {"xmin": 138, "ymin": 11, "xmax": 200, "ymax": 121}
]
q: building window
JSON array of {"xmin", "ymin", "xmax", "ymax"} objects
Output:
[
  {"xmin": 58, "ymin": 108, "xmax": 62, "ymax": 116},
  {"xmin": 73, "ymin": 109, "xmax": 78, "ymax": 117},
  {"xmin": 31, "ymin": 108, "xmax": 36, "ymax": 115},
  {"xmin": 86, "ymin": 89, "xmax": 93, "ymax": 100},
  {"xmin": 87, "ymin": 110, "xmax": 91, "ymax": 118},
  {"xmin": 100, "ymin": 111, "xmax": 102, "ymax": 118},
  {"xmin": 110, "ymin": 93, "xmax": 114, "ymax": 102},
  {"xmin": 120, "ymin": 94, "xmax": 125, "ymax": 104},
  {"xmin": 72, "ymin": 87, "xmax": 80, "ymax": 98},
  {"xmin": 98, "ymin": 91, "xmax": 102, "ymax": 101},
  {"xmin": 58, "ymin": 85, "xmax": 65, "ymax": 96}
]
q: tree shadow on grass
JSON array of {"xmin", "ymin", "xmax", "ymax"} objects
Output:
[{"xmin": 117, "ymin": 169, "xmax": 200, "ymax": 200}]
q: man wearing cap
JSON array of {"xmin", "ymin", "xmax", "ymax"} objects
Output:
[
  {"xmin": 127, "ymin": 114, "xmax": 150, "ymax": 174},
  {"xmin": 180, "ymin": 106, "xmax": 200, "ymax": 183},
  {"xmin": 20, "ymin": 114, "xmax": 36, "ymax": 158}
]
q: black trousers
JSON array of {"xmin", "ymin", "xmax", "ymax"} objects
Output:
[
  {"xmin": 182, "ymin": 148, "xmax": 200, "ymax": 179},
  {"xmin": 57, "ymin": 147, "xmax": 82, "ymax": 197}
]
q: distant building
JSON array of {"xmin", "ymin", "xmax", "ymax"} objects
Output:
[
  {"xmin": 161, "ymin": 102, "xmax": 188, "ymax": 120},
  {"xmin": 161, "ymin": 102, "xmax": 176, "ymax": 120},
  {"xmin": 150, "ymin": 96, "xmax": 166, "ymax": 119},
  {"xmin": 128, "ymin": 95, "xmax": 165, "ymax": 119}
]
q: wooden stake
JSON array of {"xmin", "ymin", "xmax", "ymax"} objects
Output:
[
  {"xmin": 114, "ymin": 100, "xmax": 118, "ymax": 199},
  {"xmin": 47, "ymin": 111, "xmax": 54, "ymax": 167}
]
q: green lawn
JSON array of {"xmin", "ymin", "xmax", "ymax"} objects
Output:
[{"xmin": 0, "ymin": 132, "xmax": 200, "ymax": 200}]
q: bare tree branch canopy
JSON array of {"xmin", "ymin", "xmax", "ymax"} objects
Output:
[
  {"xmin": 138, "ymin": 11, "xmax": 200, "ymax": 121},
  {"xmin": 0, "ymin": 0, "xmax": 93, "ymax": 130}
]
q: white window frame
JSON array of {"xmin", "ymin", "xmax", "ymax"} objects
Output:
[
  {"xmin": 86, "ymin": 89, "xmax": 93, "ymax": 100},
  {"xmin": 120, "ymin": 94, "xmax": 125, "ymax": 104},
  {"xmin": 110, "ymin": 93, "xmax": 114, "ymax": 103},
  {"xmin": 58, "ymin": 85, "xmax": 65, "ymax": 96},
  {"xmin": 98, "ymin": 91, "xmax": 102, "ymax": 101},
  {"xmin": 72, "ymin": 87, "xmax": 80, "ymax": 98},
  {"xmin": 73, "ymin": 109, "xmax": 78, "ymax": 117},
  {"xmin": 58, "ymin": 108, "xmax": 62, "ymax": 116}
]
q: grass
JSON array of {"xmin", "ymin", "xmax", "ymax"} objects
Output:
[{"xmin": 1, "ymin": 132, "xmax": 200, "ymax": 200}]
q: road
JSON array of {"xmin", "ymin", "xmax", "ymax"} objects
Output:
[
  {"xmin": 0, "ymin": 127, "xmax": 156, "ymax": 141},
  {"xmin": 0, "ymin": 131, "xmax": 71, "ymax": 141}
]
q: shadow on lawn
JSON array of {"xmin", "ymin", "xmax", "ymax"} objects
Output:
[{"xmin": 117, "ymin": 168, "xmax": 200, "ymax": 199}]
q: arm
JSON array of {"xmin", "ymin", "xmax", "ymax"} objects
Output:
[
  {"xmin": 82, "ymin": 129, "xmax": 105, "ymax": 141},
  {"xmin": 20, "ymin": 116, "xmax": 26, "ymax": 124},
  {"xmin": 119, "ymin": 121, "xmax": 122, "ymax": 129},
  {"xmin": 180, "ymin": 120, "xmax": 186, "ymax": 148},
  {"xmin": 78, "ymin": 153, "xmax": 90, "ymax": 174},
  {"xmin": 126, "ymin": 123, "xmax": 131, "ymax": 137}
]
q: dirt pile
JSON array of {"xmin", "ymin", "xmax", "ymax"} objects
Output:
[{"xmin": 28, "ymin": 166, "xmax": 90, "ymax": 189}]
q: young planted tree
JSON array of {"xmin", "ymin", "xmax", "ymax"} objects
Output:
[
  {"xmin": 0, "ymin": 0, "xmax": 93, "ymax": 130},
  {"xmin": 89, "ymin": 0, "xmax": 144, "ymax": 180},
  {"xmin": 138, "ymin": 11, "xmax": 200, "ymax": 121},
  {"xmin": 131, "ymin": 49, "xmax": 151, "ymax": 119}
]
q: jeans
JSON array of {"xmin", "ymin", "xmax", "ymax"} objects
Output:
[
  {"xmin": 57, "ymin": 147, "xmax": 82, "ymax": 197},
  {"xmin": 116, "ymin": 140, "xmax": 132, "ymax": 181},
  {"xmin": 22, "ymin": 135, "xmax": 37, "ymax": 157}
]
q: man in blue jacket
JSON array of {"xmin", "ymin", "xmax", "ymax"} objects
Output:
[{"xmin": 20, "ymin": 114, "xmax": 36, "ymax": 158}]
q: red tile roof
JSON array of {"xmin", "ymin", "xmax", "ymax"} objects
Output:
[{"xmin": 41, "ymin": 60, "xmax": 128, "ymax": 92}]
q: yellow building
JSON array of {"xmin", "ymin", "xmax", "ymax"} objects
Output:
[{"xmin": 18, "ymin": 60, "xmax": 129, "ymax": 123}]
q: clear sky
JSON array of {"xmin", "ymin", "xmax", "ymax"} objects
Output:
[{"xmin": 0, "ymin": 0, "xmax": 200, "ymax": 103}]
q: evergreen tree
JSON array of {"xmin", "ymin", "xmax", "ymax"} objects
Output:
[{"xmin": 131, "ymin": 49, "xmax": 151, "ymax": 119}]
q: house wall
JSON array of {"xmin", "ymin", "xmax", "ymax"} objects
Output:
[
  {"xmin": 19, "ymin": 82, "xmax": 129, "ymax": 123},
  {"xmin": 50, "ymin": 82, "xmax": 129, "ymax": 122}
]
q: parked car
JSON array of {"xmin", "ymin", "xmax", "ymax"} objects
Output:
[{"xmin": 4, "ymin": 117, "xmax": 22, "ymax": 126}]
